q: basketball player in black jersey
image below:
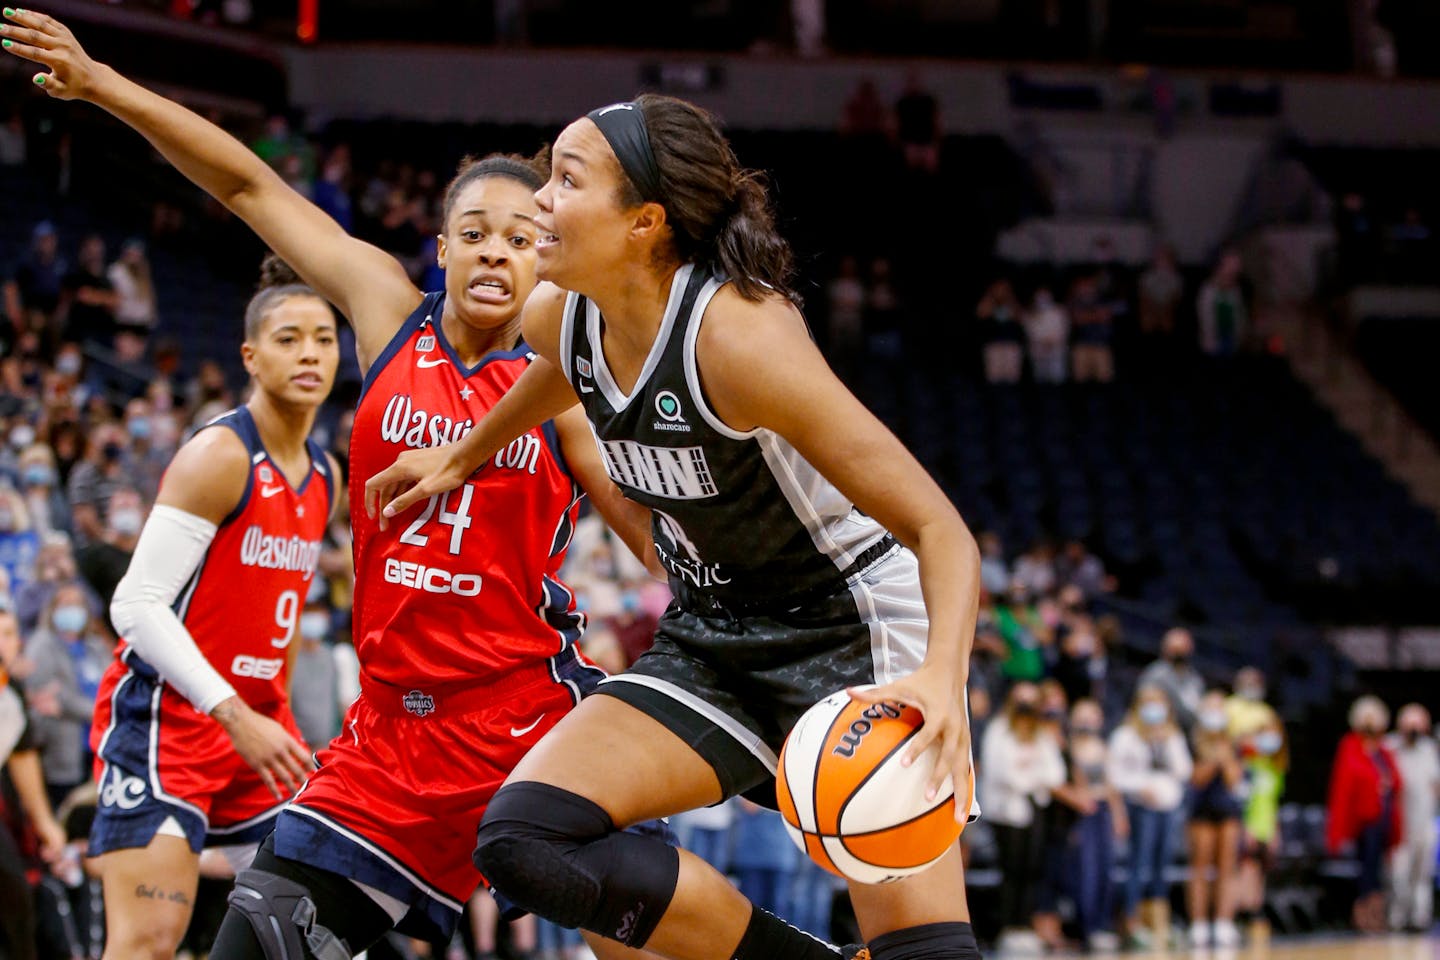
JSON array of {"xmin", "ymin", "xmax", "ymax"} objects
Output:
[{"xmin": 368, "ymin": 97, "xmax": 982, "ymax": 960}]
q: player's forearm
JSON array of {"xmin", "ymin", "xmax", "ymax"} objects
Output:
[
  {"xmin": 6, "ymin": 750, "xmax": 60, "ymax": 832},
  {"xmin": 88, "ymin": 64, "xmax": 280, "ymax": 210},
  {"xmin": 915, "ymin": 513, "xmax": 979, "ymax": 686}
]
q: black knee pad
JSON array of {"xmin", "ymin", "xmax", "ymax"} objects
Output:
[
  {"xmin": 227, "ymin": 869, "xmax": 350, "ymax": 960},
  {"xmin": 869, "ymin": 922, "xmax": 980, "ymax": 960},
  {"xmin": 473, "ymin": 782, "xmax": 679, "ymax": 947}
]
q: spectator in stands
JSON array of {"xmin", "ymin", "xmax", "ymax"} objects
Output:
[
  {"xmin": 1054, "ymin": 538, "xmax": 1113, "ymax": 598},
  {"xmin": 976, "ymin": 278, "xmax": 1025, "ymax": 384},
  {"xmin": 1138, "ymin": 243, "xmax": 1183, "ymax": 337},
  {"xmin": 106, "ymin": 238, "xmax": 157, "ymax": 337},
  {"xmin": 23, "ymin": 581, "xmax": 109, "ymax": 807},
  {"xmin": 64, "ymin": 423, "xmax": 128, "ymax": 546},
  {"xmin": 0, "ymin": 484, "xmax": 39, "ymax": 590},
  {"xmin": 1197, "ymin": 248, "xmax": 1248, "ymax": 357},
  {"xmin": 313, "ymin": 143, "xmax": 355, "ymax": 232},
  {"xmin": 1033, "ymin": 682, "xmax": 1078, "ymax": 950},
  {"xmin": 122, "ymin": 397, "xmax": 172, "ymax": 501},
  {"xmin": 1326, "ymin": 695, "xmax": 1402, "ymax": 933},
  {"xmin": 1064, "ymin": 697, "xmax": 1126, "ymax": 952},
  {"xmin": 731, "ymin": 798, "xmax": 797, "ymax": 923},
  {"xmin": 186, "ymin": 358, "xmax": 234, "ymax": 414},
  {"xmin": 894, "ymin": 71, "xmax": 941, "ymax": 175},
  {"xmin": 59, "ymin": 234, "xmax": 118, "ymax": 348},
  {"xmin": 17, "ymin": 443, "xmax": 69, "ymax": 537},
  {"xmin": 1109, "ymin": 685, "xmax": 1192, "ymax": 949},
  {"xmin": 1012, "ymin": 540, "xmax": 1057, "ymax": 597},
  {"xmin": 290, "ymin": 594, "xmax": 341, "ymax": 751},
  {"xmin": 75, "ymin": 484, "xmax": 143, "ymax": 618},
  {"xmin": 1237, "ymin": 713, "xmax": 1286, "ymax": 945},
  {"xmin": 670, "ymin": 798, "xmax": 734, "ymax": 877},
  {"xmin": 8, "ymin": 221, "xmax": 67, "ymax": 333},
  {"xmin": 839, "ymin": 77, "xmax": 893, "ymax": 140},
  {"xmin": 980, "ymin": 681, "xmax": 1065, "ymax": 953},
  {"xmin": 1, "ymin": 606, "xmax": 69, "ymax": 960},
  {"xmin": 996, "ymin": 582, "xmax": 1050, "ymax": 684},
  {"xmin": 1186, "ymin": 691, "xmax": 1244, "ymax": 947},
  {"xmin": 1068, "ymin": 272, "xmax": 1115, "ymax": 383},
  {"xmin": 0, "ymin": 106, "xmax": 24, "ymax": 166},
  {"xmin": 825, "ymin": 255, "xmax": 865, "ymax": 382},
  {"xmin": 1386, "ymin": 703, "xmax": 1438, "ymax": 932},
  {"xmin": 1225, "ymin": 665, "xmax": 1277, "ymax": 737},
  {"xmin": 1023, "ymin": 283, "xmax": 1068, "ymax": 384},
  {"xmin": 1137, "ymin": 627, "xmax": 1204, "ymax": 731},
  {"xmin": 977, "ymin": 530, "xmax": 1010, "ymax": 595},
  {"xmin": 14, "ymin": 533, "xmax": 92, "ymax": 635},
  {"xmin": 1052, "ymin": 613, "xmax": 1103, "ymax": 707}
]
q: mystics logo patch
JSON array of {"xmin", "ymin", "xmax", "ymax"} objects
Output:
[{"xmin": 653, "ymin": 390, "xmax": 689, "ymax": 432}]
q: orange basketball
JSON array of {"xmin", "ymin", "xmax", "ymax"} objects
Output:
[{"xmin": 776, "ymin": 688, "xmax": 973, "ymax": 884}]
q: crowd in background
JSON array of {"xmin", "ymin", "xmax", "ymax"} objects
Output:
[{"xmin": 1, "ymin": 80, "xmax": 1439, "ymax": 960}]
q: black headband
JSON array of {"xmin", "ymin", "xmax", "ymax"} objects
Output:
[{"xmin": 586, "ymin": 102, "xmax": 663, "ymax": 204}]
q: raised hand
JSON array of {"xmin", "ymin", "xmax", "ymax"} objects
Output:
[{"xmin": 1, "ymin": 8, "xmax": 107, "ymax": 100}]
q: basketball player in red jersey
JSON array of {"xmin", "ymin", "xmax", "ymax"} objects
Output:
[
  {"xmin": 87, "ymin": 262, "xmax": 340, "ymax": 960},
  {"xmin": 5, "ymin": 13, "xmax": 666, "ymax": 960}
]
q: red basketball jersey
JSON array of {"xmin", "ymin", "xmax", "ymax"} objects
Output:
[
  {"xmin": 109, "ymin": 406, "xmax": 335, "ymax": 709},
  {"xmin": 349, "ymin": 294, "xmax": 585, "ymax": 690}
]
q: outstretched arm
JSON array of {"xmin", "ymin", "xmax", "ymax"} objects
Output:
[{"xmin": 1, "ymin": 8, "xmax": 420, "ymax": 372}]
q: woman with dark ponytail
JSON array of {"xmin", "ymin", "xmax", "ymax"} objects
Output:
[{"xmin": 368, "ymin": 94, "xmax": 984, "ymax": 960}]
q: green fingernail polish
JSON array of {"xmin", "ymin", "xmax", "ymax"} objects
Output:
[
  {"xmin": 33, "ymin": 74, "xmax": 43, "ymax": 85},
  {"xmin": 1, "ymin": 40, "xmax": 10, "ymax": 48},
  {"xmin": 2, "ymin": 9, "xmax": 14, "ymax": 17}
]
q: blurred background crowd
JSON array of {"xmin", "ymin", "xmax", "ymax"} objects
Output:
[{"xmin": 3, "ymin": 0, "xmax": 1440, "ymax": 958}]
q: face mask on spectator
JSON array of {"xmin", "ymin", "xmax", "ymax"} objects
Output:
[
  {"xmin": 1072, "ymin": 723, "xmax": 1102, "ymax": 737},
  {"xmin": 1167, "ymin": 652, "xmax": 1190, "ymax": 667},
  {"xmin": 1236, "ymin": 684, "xmax": 1264, "ymax": 701},
  {"xmin": 128, "ymin": 417, "xmax": 152, "ymax": 440},
  {"xmin": 1199, "ymin": 710, "xmax": 1227, "ymax": 732},
  {"xmin": 1139, "ymin": 702, "xmax": 1168, "ymax": 726},
  {"xmin": 109, "ymin": 509, "xmax": 143, "ymax": 537},
  {"xmin": 299, "ymin": 611, "xmax": 329, "ymax": 641},
  {"xmin": 22, "ymin": 464, "xmax": 54, "ymax": 488},
  {"xmin": 56, "ymin": 353, "xmax": 82, "ymax": 376},
  {"xmin": 52, "ymin": 604, "xmax": 88, "ymax": 635},
  {"xmin": 102, "ymin": 442, "xmax": 125, "ymax": 464},
  {"xmin": 1013, "ymin": 701, "xmax": 1039, "ymax": 718},
  {"xmin": 9, "ymin": 424, "xmax": 35, "ymax": 449},
  {"xmin": 1402, "ymin": 729, "xmax": 1424, "ymax": 745},
  {"xmin": 1254, "ymin": 731, "xmax": 1283, "ymax": 755}
]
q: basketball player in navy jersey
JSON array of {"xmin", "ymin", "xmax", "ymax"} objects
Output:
[
  {"xmin": 4, "ymin": 13, "xmax": 678, "ymax": 960},
  {"xmin": 367, "ymin": 97, "xmax": 983, "ymax": 960}
]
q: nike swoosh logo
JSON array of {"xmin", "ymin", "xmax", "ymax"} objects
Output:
[
  {"xmin": 416, "ymin": 356, "xmax": 449, "ymax": 369},
  {"xmin": 510, "ymin": 714, "xmax": 546, "ymax": 738},
  {"xmin": 260, "ymin": 485, "xmax": 285, "ymax": 498}
]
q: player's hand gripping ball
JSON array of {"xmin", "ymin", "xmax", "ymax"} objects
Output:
[{"xmin": 776, "ymin": 688, "xmax": 973, "ymax": 884}]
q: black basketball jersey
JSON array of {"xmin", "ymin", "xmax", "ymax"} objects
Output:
[{"xmin": 560, "ymin": 263, "xmax": 890, "ymax": 607}]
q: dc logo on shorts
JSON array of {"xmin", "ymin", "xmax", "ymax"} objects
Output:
[
  {"xmin": 100, "ymin": 766, "xmax": 147, "ymax": 810},
  {"xmin": 403, "ymin": 690, "xmax": 436, "ymax": 717}
]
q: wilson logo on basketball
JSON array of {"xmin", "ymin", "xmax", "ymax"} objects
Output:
[{"xmin": 831, "ymin": 701, "xmax": 903, "ymax": 758}]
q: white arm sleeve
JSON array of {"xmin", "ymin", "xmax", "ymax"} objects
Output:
[{"xmin": 109, "ymin": 504, "xmax": 238, "ymax": 715}]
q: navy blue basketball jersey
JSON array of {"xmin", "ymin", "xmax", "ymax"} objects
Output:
[{"xmin": 560, "ymin": 263, "xmax": 890, "ymax": 607}]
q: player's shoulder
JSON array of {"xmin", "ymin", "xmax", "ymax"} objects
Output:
[
  {"xmin": 520, "ymin": 282, "xmax": 570, "ymax": 359},
  {"xmin": 157, "ymin": 422, "xmax": 253, "ymax": 524},
  {"xmin": 699, "ymin": 282, "xmax": 809, "ymax": 362}
]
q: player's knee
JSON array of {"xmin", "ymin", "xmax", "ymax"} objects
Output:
[
  {"xmin": 473, "ymin": 782, "xmax": 679, "ymax": 947},
  {"xmin": 473, "ymin": 782, "xmax": 614, "ymax": 929},
  {"xmin": 224, "ymin": 868, "xmax": 350, "ymax": 960},
  {"xmin": 868, "ymin": 921, "xmax": 980, "ymax": 960}
]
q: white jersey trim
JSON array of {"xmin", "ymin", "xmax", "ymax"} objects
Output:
[
  {"xmin": 680, "ymin": 274, "xmax": 761, "ymax": 442},
  {"xmin": 598, "ymin": 673, "xmax": 779, "ymax": 773},
  {"xmin": 587, "ymin": 263, "xmax": 693, "ymax": 413}
]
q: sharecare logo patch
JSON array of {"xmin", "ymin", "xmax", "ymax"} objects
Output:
[{"xmin": 239, "ymin": 526, "xmax": 322, "ymax": 581}]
